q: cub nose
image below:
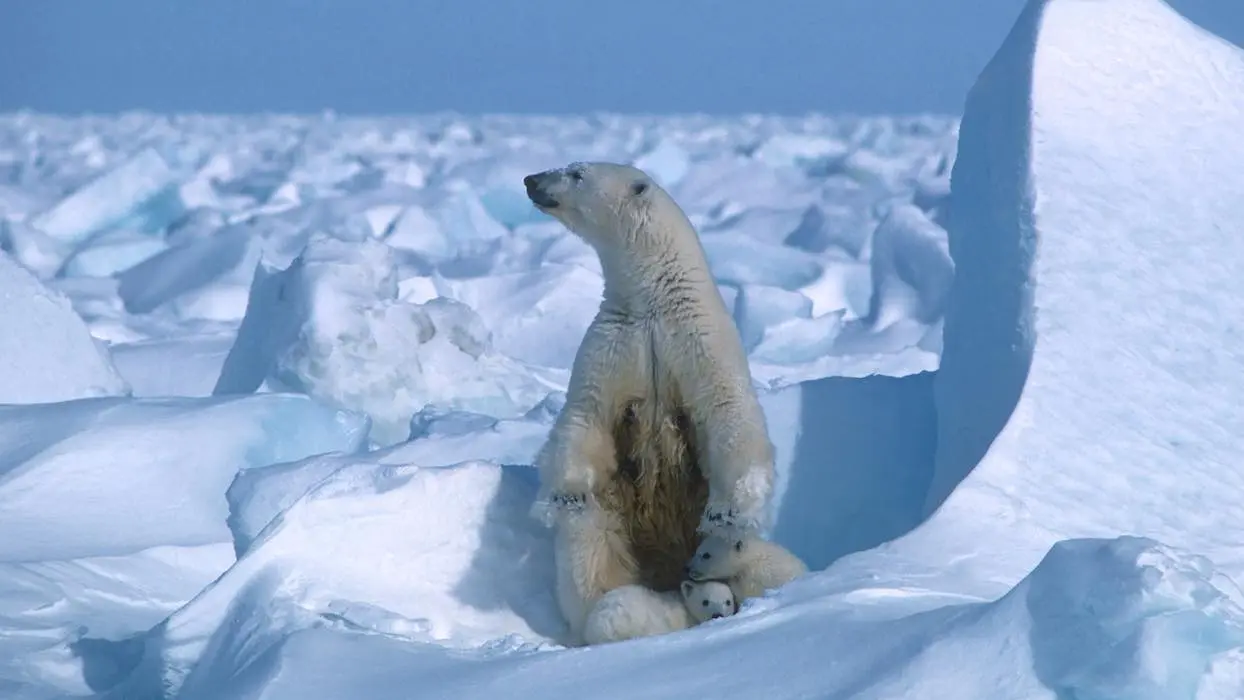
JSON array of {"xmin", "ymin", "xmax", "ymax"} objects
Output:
[{"xmin": 711, "ymin": 613, "xmax": 723, "ymax": 619}]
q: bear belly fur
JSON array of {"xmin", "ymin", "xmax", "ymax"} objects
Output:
[{"xmin": 598, "ymin": 394, "xmax": 709, "ymax": 592}]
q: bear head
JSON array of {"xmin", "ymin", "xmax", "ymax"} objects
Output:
[
  {"xmin": 523, "ymin": 161, "xmax": 666, "ymax": 251},
  {"xmin": 680, "ymin": 578, "xmax": 737, "ymax": 622}
]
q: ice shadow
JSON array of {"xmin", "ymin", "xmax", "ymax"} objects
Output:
[
  {"xmin": 69, "ymin": 633, "xmax": 146, "ymax": 693},
  {"xmin": 450, "ymin": 463, "xmax": 568, "ymax": 643},
  {"xmin": 769, "ymin": 371, "xmax": 939, "ymax": 571}
]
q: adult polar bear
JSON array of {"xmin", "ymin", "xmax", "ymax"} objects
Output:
[{"xmin": 523, "ymin": 162, "xmax": 775, "ymax": 645}]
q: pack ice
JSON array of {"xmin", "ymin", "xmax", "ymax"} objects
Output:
[{"xmin": 1, "ymin": 0, "xmax": 1243, "ymax": 697}]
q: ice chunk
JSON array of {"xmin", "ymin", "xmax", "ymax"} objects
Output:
[
  {"xmin": 753, "ymin": 134, "xmax": 849, "ymax": 172},
  {"xmin": 751, "ymin": 310, "xmax": 846, "ymax": 366},
  {"xmin": 61, "ymin": 231, "xmax": 168, "ymax": 278},
  {"xmin": 0, "ymin": 394, "xmax": 368, "ymax": 562},
  {"xmin": 915, "ymin": 0, "xmax": 1244, "ymax": 590},
  {"xmin": 702, "ymin": 233, "xmax": 824, "ymax": 290},
  {"xmin": 865, "ymin": 203, "xmax": 954, "ymax": 329},
  {"xmin": 0, "ymin": 218, "xmax": 69, "ymax": 279},
  {"xmin": 116, "ymin": 222, "xmax": 259, "ymax": 314},
  {"xmin": 110, "ymin": 334, "xmax": 236, "ymax": 398},
  {"xmin": 633, "ymin": 140, "xmax": 690, "ymax": 188},
  {"xmin": 435, "ymin": 263, "xmax": 603, "ymax": 369},
  {"xmin": 227, "ymin": 402, "xmax": 559, "ymax": 554},
  {"xmin": 702, "ymin": 206, "xmax": 808, "ymax": 246},
  {"xmin": 0, "ymin": 251, "xmax": 130, "ymax": 403},
  {"xmin": 115, "ymin": 460, "xmax": 560, "ymax": 699},
  {"xmin": 0, "ymin": 542, "xmax": 236, "ymax": 698},
  {"xmin": 215, "ymin": 235, "xmax": 558, "ymax": 446},
  {"xmin": 732, "ymin": 285, "xmax": 813, "ymax": 351},
  {"xmin": 29, "ymin": 148, "xmax": 185, "ymax": 246},
  {"xmin": 784, "ymin": 184, "xmax": 878, "ymax": 258}
]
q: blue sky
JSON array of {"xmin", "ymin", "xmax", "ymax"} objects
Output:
[{"xmin": 2, "ymin": 0, "xmax": 1239, "ymax": 115}]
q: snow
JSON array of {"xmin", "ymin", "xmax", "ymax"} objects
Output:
[{"xmin": 1, "ymin": 0, "xmax": 1242, "ymax": 696}]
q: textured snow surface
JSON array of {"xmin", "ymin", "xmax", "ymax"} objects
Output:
[{"xmin": 0, "ymin": 0, "xmax": 1242, "ymax": 697}]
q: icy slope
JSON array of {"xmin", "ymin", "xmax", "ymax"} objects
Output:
[
  {"xmin": 0, "ymin": 393, "xmax": 369, "ymax": 698},
  {"xmin": 0, "ymin": 251, "xmax": 129, "ymax": 403}
]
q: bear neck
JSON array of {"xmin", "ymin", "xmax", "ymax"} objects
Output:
[{"xmin": 595, "ymin": 235, "xmax": 716, "ymax": 317}]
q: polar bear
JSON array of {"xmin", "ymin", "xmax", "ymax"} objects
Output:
[
  {"xmin": 523, "ymin": 162, "xmax": 775, "ymax": 644},
  {"xmin": 582, "ymin": 579, "xmax": 737, "ymax": 646},
  {"xmin": 685, "ymin": 534, "xmax": 807, "ymax": 602}
]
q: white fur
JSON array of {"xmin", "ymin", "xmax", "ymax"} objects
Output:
[
  {"xmin": 685, "ymin": 534, "xmax": 808, "ymax": 602},
  {"xmin": 582, "ymin": 580, "xmax": 736, "ymax": 645},
  {"xmin": 680, "ymin": 578, "xmax": 738, "ymax": 623},
  {"xmin": 525, "ymin": 162, "xmax": 776, "ymax": 643}
]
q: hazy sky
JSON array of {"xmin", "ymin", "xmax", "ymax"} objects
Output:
[{"xmin": 1, "ymin": 0, "xmax": 1240, "ymax": 115}]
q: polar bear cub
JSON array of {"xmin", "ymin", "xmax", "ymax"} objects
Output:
[
  {"xmin": 581, "ymin": 579, "xmax": 737, "ymax": 645},
  {"xmin": 685, "ymin": 534, "xmax": 807, "ymax": 602}
]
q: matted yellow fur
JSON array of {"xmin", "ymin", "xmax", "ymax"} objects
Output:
[{"xmin": 599, "ymin": 395, "xmax": 709, "ymax": 592}]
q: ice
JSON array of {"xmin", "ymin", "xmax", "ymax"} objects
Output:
[
  {"xmin": 701, "ymin": 232, "xmax": 824, "ymax": 290},
  {"xmin": 632, "ymin": 139, "xmax": 691, "ymax": 188},
  {"xmin": 0, "ymin": 251, "xmax": 130, "ymax": 403},
  {"xmin": 107, "ymin": 460, "xmax": 560, "ymax": 699},
  {"xmin": 28, "ymin": 148, "xmax": 185, "ymax": 247},
  {"xmin": 920, "ymin": 0, "xmax": 1244, "ymax": 587},
  {"xmin": 0, "ymin": 219, "xmax": 68, "ymax": 279},
  {"xmin": 214, "ymin": 235, "xmax": 560, "ymax": 446},
  {"xmin": 0, "ymin": 393, "xmax": 369, "ymax": 562},
  {"xmin": 865, "ymin": 202, "xmax": 954, "ymax": 329},
  {"xmin": 116, "ymin": 222, "xmax": 259, "ymax": 314},
  {"xmin": 146, "ymin": 535, "xmax": 1242, "ymax": 700},
  {"xmin": 7, "ymin": 13, "xmax": 1240, "ymax": 692},
  {"xmin": 110, "ymin": 335, "xmax": 236, "ymax": 397},
  {"xmin": 61, "ymin": 231, "xmax": 169, "ymax": 278},
  {"xmin": 434, "ymin": 263, "xmax": 603, "ymax": 369},
  {"xmin": 732, "ymin": 285, "xmax": 812, "ymax": 351}
]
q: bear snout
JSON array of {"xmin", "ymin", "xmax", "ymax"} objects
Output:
[
  {"xmin": 711, "ymin": 613, "xmax": 723, "ymax": 619},
  {"xmin": 524, "ymin": 173, "xmax": 560, "ymax": 209}
]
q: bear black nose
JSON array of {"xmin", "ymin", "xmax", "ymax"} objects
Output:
[
  {"xmin": 524, "ymin": 172, "xmax": 559, "ymax": 209},
  {"xmin": 711, "ymin": 613, "xmax": 723, "ymax": 619}
]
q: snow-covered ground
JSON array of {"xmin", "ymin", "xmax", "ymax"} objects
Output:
[{"xmin": 1, "ymin": 0, "xmax": 1242, "ymax": 697}]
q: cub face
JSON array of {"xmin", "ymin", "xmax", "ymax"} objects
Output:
[
  {"xmin": 685, "ymin": 534, "xmax": 745, "ymax": 582},
  {"xmin": 680, "ymin": 578, "xmax": 737, "ymax": 622}
]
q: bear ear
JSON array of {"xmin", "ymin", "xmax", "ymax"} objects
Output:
[
  {"xmin": 680, "ymin": 580, "xmax": 694, "ymax": 597},
  {"xmin": 630, "ymin": 181, "xmax": 649, "ymax": 197}
]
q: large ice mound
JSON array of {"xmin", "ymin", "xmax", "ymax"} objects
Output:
[
  {"xmin": 0, "ymin": 250, "xmax": 130, "ymax": 403},
  {"xmin": 214, "ymin": 235, "xmax": 560, "ymax": 446},
  {"xmin": 917, "ymin": 0, "xmax": 1244, "ymax": 586}
]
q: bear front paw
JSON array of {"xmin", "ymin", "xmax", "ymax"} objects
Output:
[
  {"xmin": 529, "ymin": 489, "xmax": 591, "ymax": 526},
  {"xmin": 551, "ymin": 491, "xmax": 588, "ymax": 513}
]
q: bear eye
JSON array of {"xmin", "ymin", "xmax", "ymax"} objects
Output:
[
  {"xmin": 734, "ymin": 541, "xmax": 743, "ymax": 552},
  {"xmin": 701, "ymin": 600, "xmax": 709, "ymax": 607},
  {"xmin": 630, "ymin": 181, "xmax": 648, "ymax": 196},
  {"xmin": 701, "ymin": 552, "xmax": 711, "ymax": 560},
  {"xmin": 570, "ymin": 170, "xmax": 583, "ymax": 182}
]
